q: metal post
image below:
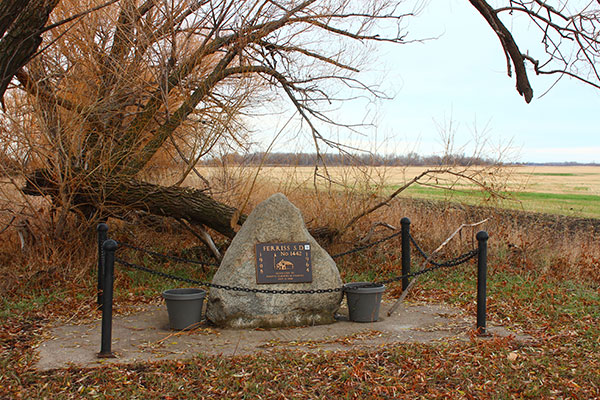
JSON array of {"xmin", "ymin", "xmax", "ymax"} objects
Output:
[
  {"xmin": 99, "ymin": 239, "xmax": 117, "ymax": 358},
  {"xmin": 401, "ymin": 217, "xmax": 411, "ymax": 291},
  {"xmin": 97, "ymin": 223, "xmax": 108, "ymax": 308},
  {"xmin": 476, "ymin": 231, "xmax": 489, "ymax": 335}
]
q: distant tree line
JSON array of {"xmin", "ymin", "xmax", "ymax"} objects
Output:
[
  {"xmin": 517, "ymin": 162, "xmax": 600, "ymax": 166},
  {"xmin": 204, "ymin": 152, "xmax": 497, "ymax": 167}
]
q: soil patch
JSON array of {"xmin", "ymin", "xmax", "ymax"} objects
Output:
[
  {"xmin": 36, "ymin": 301, "xmax": 528, "ymax": 370},
  {"xmin": 401, "ymin": 197, "xmax": 600, "ymax": 236}
]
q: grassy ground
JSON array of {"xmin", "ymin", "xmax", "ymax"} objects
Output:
[
  {"xmin": 399, "ymin": 185, "xmax": 600, "ymax": 218},
  {"xmin": 1, "ymin": 251, "xmax": 598, "ymax": 399},
  {"xmin": 1, "ymin": 215, "xmax": 599, "ymax": 399},
  {"xmin": 1, "ymin": 166, "xmax": 599, "ymax": 399}
]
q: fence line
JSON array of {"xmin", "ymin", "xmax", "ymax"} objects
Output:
[
  {"xmin": 114, "ymin": 227, "xmax": 406, "ymax": 265},
  {"xmin": 96, "ymin": 218, "xmax": 489, "ymax": 357}
]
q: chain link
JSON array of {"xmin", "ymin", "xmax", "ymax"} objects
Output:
[
  {"xmin": 116, "ymin": 258, "xmax": 204, "ymax": 285},
  {"xmin": 115, "ymin": 246, "xmax": 478, "ymax": 294},
  {"xmin": 408, "ymin": 233, "xmax": 430, "ymax": 260},
  {"xmin": 112, "ymin": 229, "xmax": 479, "ymax": 294},
  {"xmin": 115, "ymin": 258, "xmax": 343, "ymax": 294},
  {"xmin": 377, "ymin": 248, "xmax": 479, "ymax": 285},
  {"xmin": 408, "ymin": 233, "xmax": 478, "ymax": 268},
  {"xmin": 117, "ymin": 228, "xmax": 401, "ymax": 265}
]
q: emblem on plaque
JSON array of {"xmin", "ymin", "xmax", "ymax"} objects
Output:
[
  {"xmin": 275, "ymin": 258, "xmax": 294, "ymax": 271},
  {"xmin": 255, "ymin": 242, "xmax": 312, "ymax": 284}
]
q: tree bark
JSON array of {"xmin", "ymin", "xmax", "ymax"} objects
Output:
[
  {"xmin": 468, "ymin": 0, "xmax": 533, "ymax": 103},
  {"xmin": 23, "ymin": 170, "xmax": 340, "ymax": 242},
  {"xmin": 0, "ymin": 0, "xmax": 30, "ymax": 38},
  {"xmin": 23, "ymin": 170, "xmax": 245, "ymax": 238},
  {"xmin": 0, "ymin": 0, "xmax": 60, "ymax": 100}
]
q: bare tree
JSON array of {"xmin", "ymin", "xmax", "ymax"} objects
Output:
[
  {"xmin": 1, "ymin": 0, "xmax": 599, "ymax": 239},
  {"xmin": 3, "ymin": 0, "xmax": 417, "ymax": 237}
]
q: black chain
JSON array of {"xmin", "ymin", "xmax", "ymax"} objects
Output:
[
  {"xmin": 377, "ymin": 248, "xmax": 479, "ymax": 285},
  {"xmin": 115, "ymin": 245, "xmax": 478, "ymax": 294},
  {"xmin": 116, "ymin": 229, "xmax": 401, "ymax": 266},
  {"xmin": 112, "ymin": 228, "xmax": 479, "ymax": 294},
  {"xmin": 115, "ymin": 228, "xmax": 463, "ymax": 268},
  {"xmin": 408, "ymin": 233, "xmax": 478, "ymax": 268},
  {"xmin": 115, "ymin": 258, "xmax": 342, "ymax": 294},
  {"xmin": 116, "ymin": 258, "xmax": 205, "ymax": 285},
  {"xmin": 117, "ymin": 241, "xmax": 220, "ymax": 268},
  {"xmin": 409, "ymin": 233, "xmax": 430, "ymax": 260}
]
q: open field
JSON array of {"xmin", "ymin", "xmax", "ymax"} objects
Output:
[
  {"xmin": 509, "ymin": 166, "xmax": 600, "ymax": 194},
  {"xmin": 6, "ymin": 165, "xmax": 600, "ymax": 219},
  {"xmin": 177, "ymin": 165, "xmax": 600, "ymax": 218},
  {"xmin": 403, "ymin": 165, "xmax": 600, "ymax": 218}
]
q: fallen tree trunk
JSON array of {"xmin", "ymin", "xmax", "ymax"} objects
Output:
[
  {"xmin": 22, "ymin": 170, "xmax": 339, "ymax": 242},
  {"xmin": 23, "ymin": 170, "xmax": 245, "ymax": 238}
]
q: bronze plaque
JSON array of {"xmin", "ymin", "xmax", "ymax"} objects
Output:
[{"xmin": 255, "ymin": 242, "xmax": 312, "ymax": 284}]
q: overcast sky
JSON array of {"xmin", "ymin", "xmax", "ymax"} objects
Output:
[
  {"xmin": 372, "ymin": 1, "xmax": 600, "ymax": 164},
  {"xmin": 253, "ymin": 1, "xmax": 600, "ymax": 164}
]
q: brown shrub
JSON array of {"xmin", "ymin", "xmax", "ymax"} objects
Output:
[{"xmin": 1, "ymin": 165, "xmax": 599, "ymax": 297}]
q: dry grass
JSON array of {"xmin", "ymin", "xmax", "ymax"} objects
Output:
[
  {"xmin": 181, "ymin": 165, "xmax": 600, "ymax": 195},
  {"xmin": 509, "ymin": 165, "xmax": 600, "ymax": 195},
  {"xmin": 236, "ymin": 165, "xmax": 600, "ymax": 218},
  {"xmin": 1, "ymin": 164, "xmax": 599, "ymax": 296},
  {"xmin": 170, "ymin": 164, "xmax": 600, "ymax": 287},
  {"xmin": 0, "ymin": 164, "xmax": 599, "ymax": 399}
]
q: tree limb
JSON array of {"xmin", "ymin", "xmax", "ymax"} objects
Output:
[
  {"xmin": 468, "ymin": 0, "xmax": 534, "ymax": 103},
  {"xmin": 0, "ymin": 0, "xmax": 60, "ymax": 101}
]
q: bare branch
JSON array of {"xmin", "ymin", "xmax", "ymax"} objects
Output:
[
  {"xmin": 471, "ymin": 0, "xmax": 600, "ymax": 100},
  {"xmin": 122, "ymin": 49, "xmax": 240, "ymax": 174},
  {"xmin": 342, "ymin": 168, "xmax": 448, "ymax": 231},
  {"xmin": 0, "ymin": 215, "xmax": 16, "ymax": 234},
  {"xmin": 0, "ymin": 0, "xmax": 60, "ymax": 101},
  {"xmin": 40, "ymin": 0, "xmax": 122, "ymax": 34},
  {"xmin": 469, "ymin": 0, "xmax": 534, "ymax": 102}
]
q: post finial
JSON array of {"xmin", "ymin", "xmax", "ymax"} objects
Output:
[
  {"xmin": 476, "ymin": 231, "xmax": 489, "ymax": 241},
  {"xmin": 103, "ymin": 239, "xmax": 118, "ymax": 251}
]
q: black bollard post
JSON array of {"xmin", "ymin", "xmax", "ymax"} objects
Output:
[
  {"xmin": 401, "ymin": 217, "xmax": 411, "ymax": 292},
  {"xmin": 476, "ymin": 231, "xmax": 489, "ymax": 335},
  {"xmin": 97, "ymin": 223, "xmax": 108, "ymax": 308},
  {"xmin": 99, "ymin": 239, "xmax": 117, "ymax": 358}
]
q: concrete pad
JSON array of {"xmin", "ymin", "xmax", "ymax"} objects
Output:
[{"xmin": 36, "ymin": 301, "xmax": 525, "ymax": 370}]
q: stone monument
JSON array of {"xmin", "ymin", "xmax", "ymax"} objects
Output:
[{"xmin": 206, "ymin": 193, "xmax": 343, "ymax": 328}]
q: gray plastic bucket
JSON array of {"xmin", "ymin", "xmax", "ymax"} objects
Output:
[
  {"xmin": 162, "ymin": 288, "xmax": 206, "ymax": 330},
  {"xmin": 343, "ymin": 282, "xmax": 385, "ymax": 322}
]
